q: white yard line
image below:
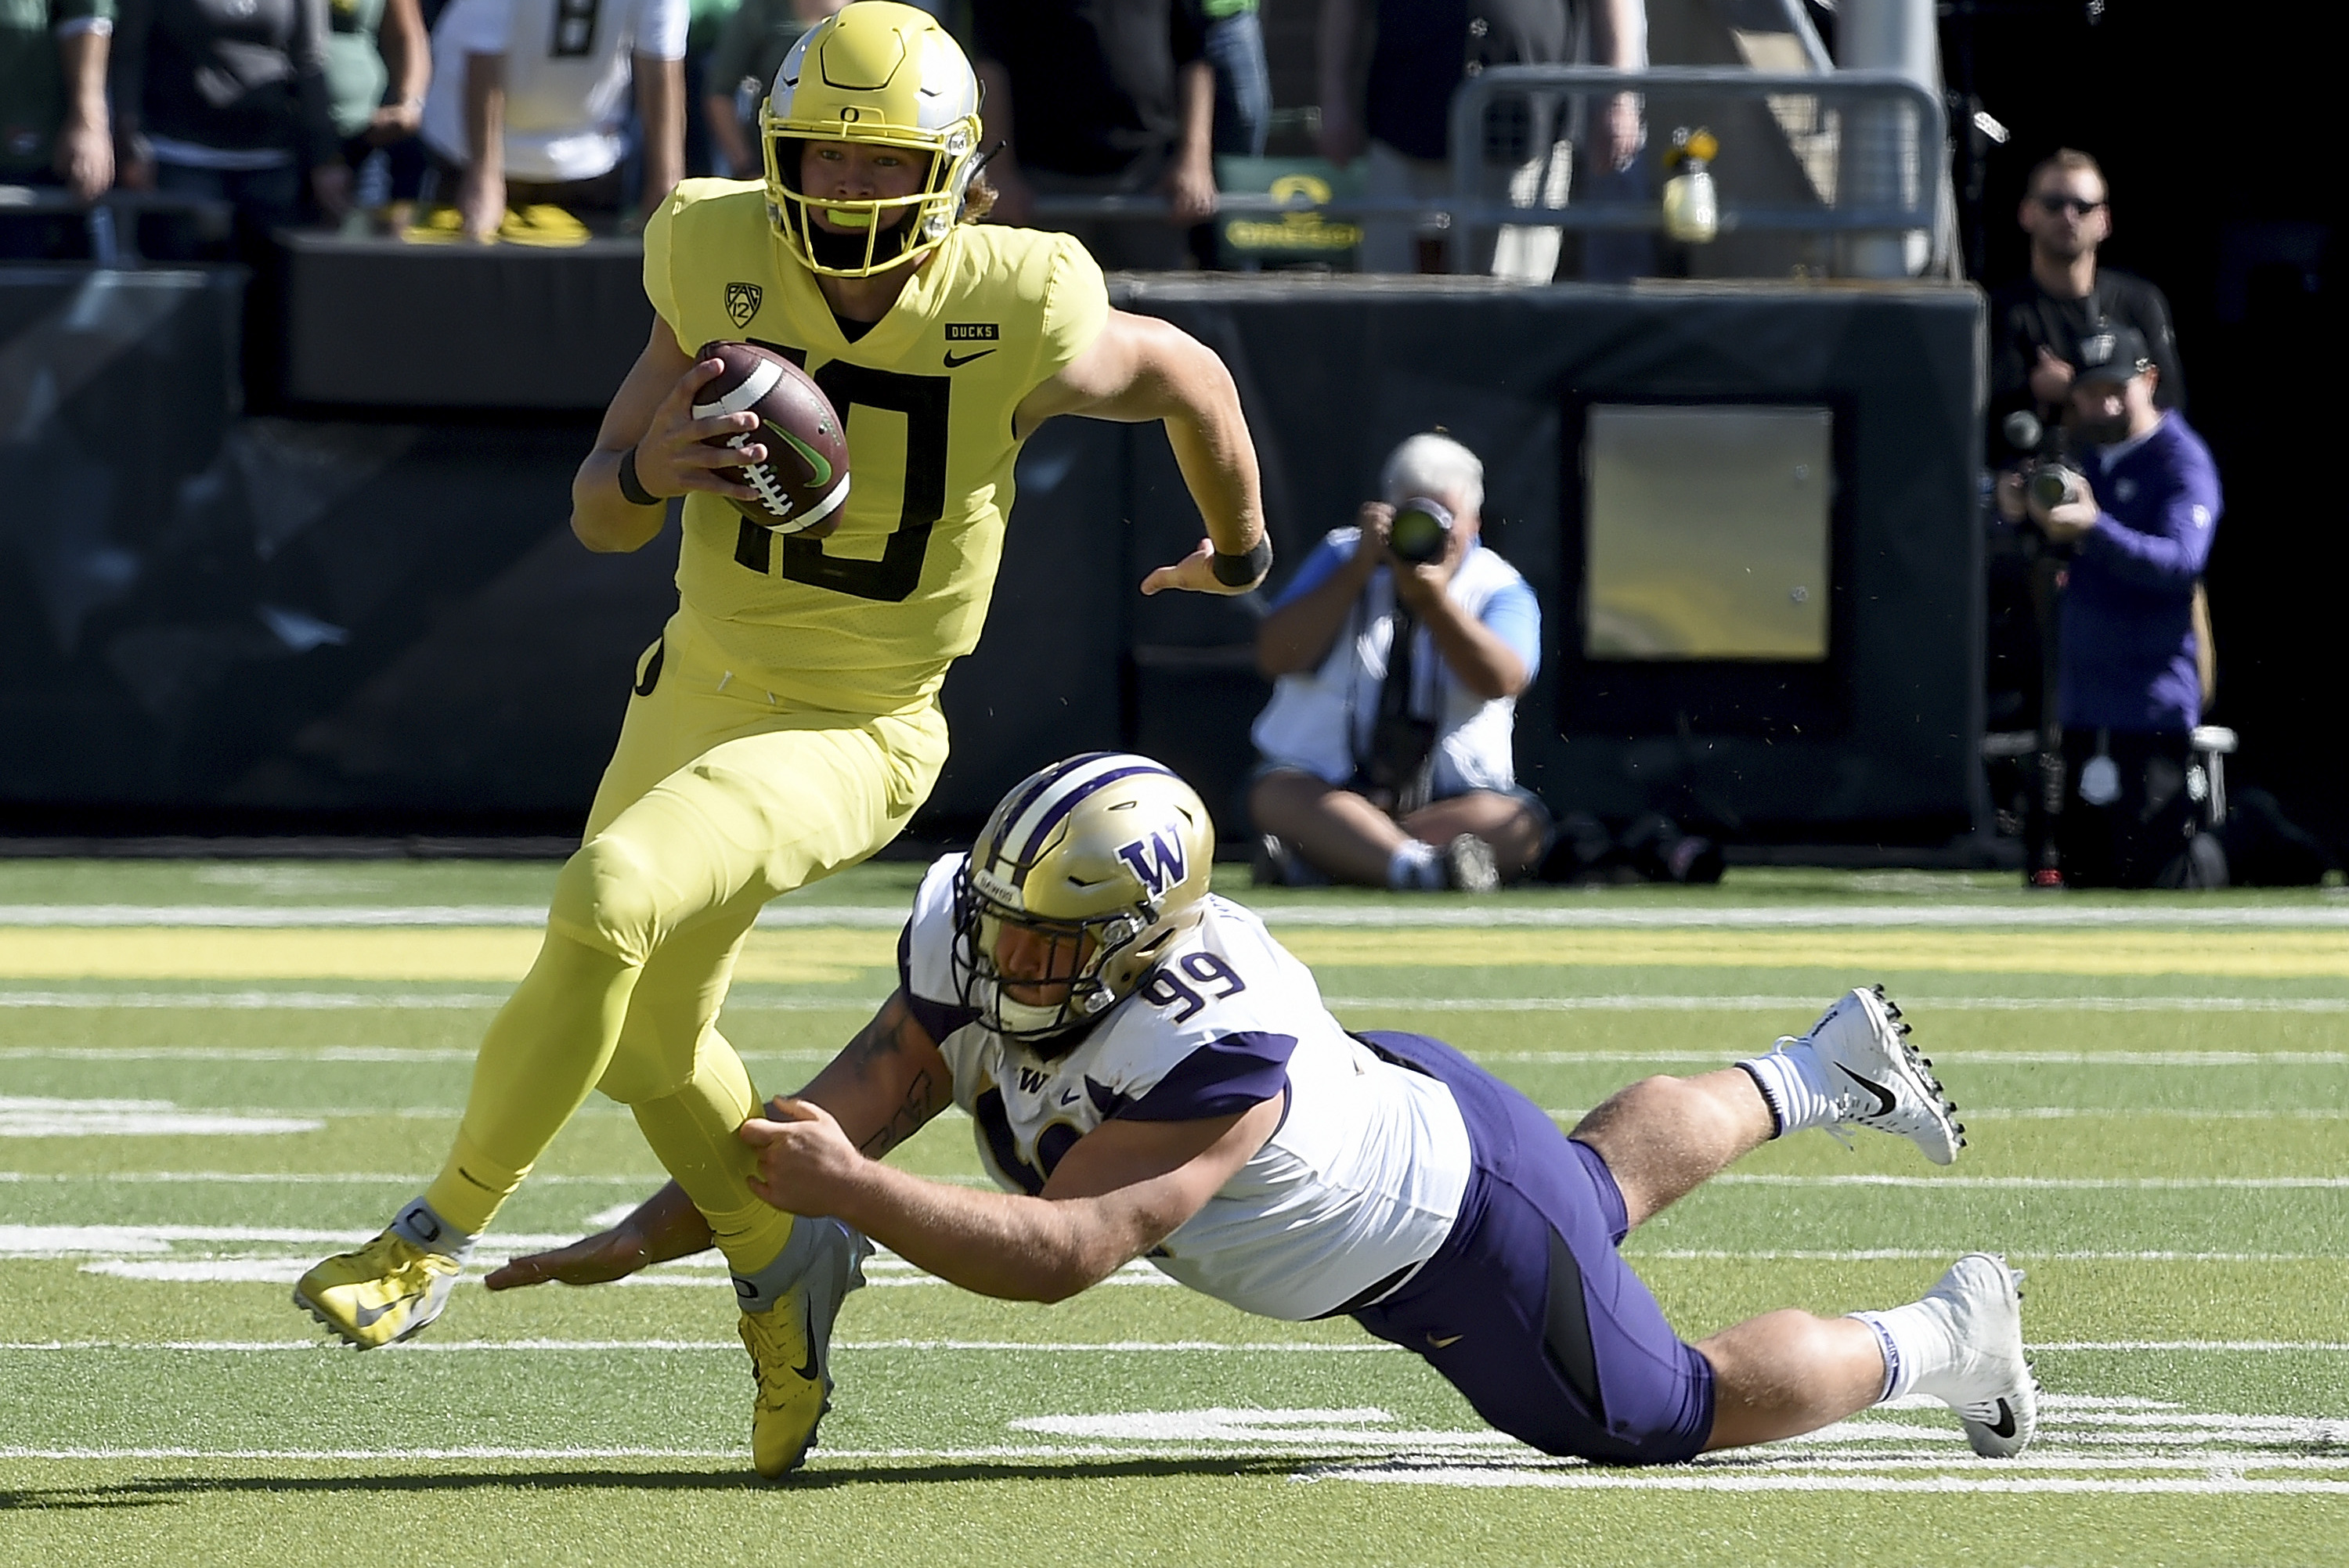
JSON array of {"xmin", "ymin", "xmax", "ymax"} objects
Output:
[
  {"xmin": 2, "ymin": 1338, "xmax": 2342, "ymax": 1354},
  {"xmin": 7, "ymin": 1170, "xmax": 2337, "ymax": 1192},
  {"xmin": 8, "ymin": 903, "xmax": 2349, "ymax": 930},
  {"xmin": 9, "ymin": 989, "xmax": 2349, "ymax": 1015}
]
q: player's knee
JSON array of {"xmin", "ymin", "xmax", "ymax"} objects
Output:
[{"xmin": 549, "ymin": 832, "xmax": 666, "ymax": 968}]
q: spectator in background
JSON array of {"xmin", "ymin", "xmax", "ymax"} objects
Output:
[
  {"xmin": 970, "ymin": 0, "xmax": 1217, "ymax": 272},
  {"xmin": 322, "ymin": 0, "xmax": 427, "ymax": 222},
  {"xmin": 1991, "ymin": 149, "xmax": 2185, "ymax": 434},
  {"xmin": 416, "ymin": 0, "xmax": 684, "ymax": 242},
  {"xmin": 1994, "ymin": 326, "xmax": 2222, "ymax": 889},
  {"xmin": 1202, "ymin": 0, "xmax": 1268, "ymax": 158},
  {"xmin": 1249, "ymin": 432, "xmax": 1550, "ymax": 893},
  {"xmin": 0, "ymin": 0, "xmax": 114, "ymax": 258},
  {"xmin": 1317, "ymin": 0, "xmax": 1647, "ymax": 281},
  {"xmin": 110, "ymin": 0, "xmax": 350, "ymax": 250},
  {"xmin": 700, "ymin": 0, "xmax": 838, "ymax": 179}
]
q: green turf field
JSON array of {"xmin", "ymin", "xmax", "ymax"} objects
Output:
[{"xmin": 2, "ymin": 861, "xmax": 2344, "ymax": 1566}]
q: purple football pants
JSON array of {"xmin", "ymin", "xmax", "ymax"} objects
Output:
[{"xmin": 1350, "ymin": 1031, "xmax": 1717, "ymax": 1464}]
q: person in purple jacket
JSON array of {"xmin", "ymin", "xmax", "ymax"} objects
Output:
[{"xmin": 1997, "ymin": 325, "xmax": 2225, "ymax": 887}]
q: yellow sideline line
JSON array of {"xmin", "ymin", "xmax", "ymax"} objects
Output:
[{"xmin": 0, "ymin": 926, "xmax": 2344, "ymax": 979}]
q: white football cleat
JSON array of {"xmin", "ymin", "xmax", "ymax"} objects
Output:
[
  {"xmin": 1803, "ymin": 986, "xmax": 1965, "ymax": 1165},
  {"xmin": 1913, "ymin": 1253, "xmax": 2038, "ymax": 1458}
]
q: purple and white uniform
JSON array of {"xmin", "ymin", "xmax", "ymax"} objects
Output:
[
  {"xmin": 897, "ymin": 854, "xmax": 1718, "ymax": 1462},
  {"xmin": 901, "ymin": 855, "xmax": 1470, "ymax": 1320}
]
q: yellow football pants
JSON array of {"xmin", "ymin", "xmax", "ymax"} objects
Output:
[{"xmin": 424, "ymin": 612, "xmax": 947, "ymax": 1274}]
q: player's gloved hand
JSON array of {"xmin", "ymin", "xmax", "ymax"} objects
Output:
[
  {"xmin": 633, "ymin": 355, "xmax": 772, "ymax": 506},
  {"xmin": 740, "ymin": 1097, "xmax": 866, "ymax": 1216},
  {"xmin": 1140, "ymin": 535, "xmax": 1268, "ymax": 597}
]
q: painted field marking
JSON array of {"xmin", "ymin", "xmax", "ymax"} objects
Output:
[
  {"xmin": 9, "ymin": 927, "xmax": 2349, "ymax": 981},
  {"xmin": 5, "ymin": 1169, "xmax": 2336, "ymax": 1194},
  {"xmin": 2, "ymin": 1338, "xmax": 2341, "ymax": 1355},
  {"xmin": 1329, "ymin": 995, "xmax": 2349, "ymax": 1015},
  {"xmin": 0, "ymin": 1098, "xmax": 323, "ymax": 1137},
  {"xmin": 9, "ymin": 989, "xmax": 2349, "ymax": 1015},
  {"xmin": 9, "ymin": 903, "xmax": 2348, "ymax": 930}
]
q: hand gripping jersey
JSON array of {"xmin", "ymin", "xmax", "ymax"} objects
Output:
[
  {"xmin": 899, "ymin": 856, "xmax": 1473, "ymax": 1320},
  {"xmin": 643, "ymin": 183, "xmax": 1111, "ymax": 715}
]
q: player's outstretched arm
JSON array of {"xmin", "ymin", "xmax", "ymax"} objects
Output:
[
  {"xmin": 571, "ymin": 317, "xmax": 776, "ymax": 553},
  {"xmin": 740, "ymin": 1094, "xmax": 1283, "ymax": 1303},
  {"xmin": 1013, "ymin": 310, "xmax": 1270, "ymax": 596},
  {"xmin": 483, "ymin": 990, "xmax": 954, "ymax": 1290}
]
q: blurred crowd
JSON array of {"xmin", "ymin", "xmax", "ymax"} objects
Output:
[{"xmin": 2, "ymin": 0, "xmax": 1654, "ymax": 271}]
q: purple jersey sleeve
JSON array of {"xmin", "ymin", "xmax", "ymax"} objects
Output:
[
  {"xmin": 1114, "ymin": 1031, "xmax": 1297, "ymax": 1122},
  {"xmin": 898, "ymin": 919, "xmax": 978, "ymax": 1044}
]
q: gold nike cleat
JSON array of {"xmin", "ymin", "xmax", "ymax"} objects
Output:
[
  {"xmin": 294, "ymin": 1230, "xmax": 463, "ymax": 1349},
  {"xmin": 740, "ymin": 1300, "xmax": 830, "ymax": 1479},
  {"xmin": 735, "ymin": 1217, "xmax": 870, "ymax": 1478}
]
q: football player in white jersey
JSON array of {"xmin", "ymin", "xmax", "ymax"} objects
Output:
[
  {"xmin": 420, "ymin": 0, "xmax": 687, "ymax": 239},
  {"xmin": 491, "ymin": 753, "xmax": 2039, "ymax": 1473}
]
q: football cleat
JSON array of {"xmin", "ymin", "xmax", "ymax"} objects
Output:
[
  {"xmin": 1911, "ymin": 1253, "xmax": 2038, "ymax": 1458},
  {"xmin": 1443, "ymin": 833, "xmax": 1500, "ymax": 894},
  {"xmin": 739, "ymin": 1218, "xmax": 871, "ymax": 1478},
  {"xmin": 1802, "ymin": 986, "xmax": 1965, "ymax": 1165},
  {"xmin": 294, "ymin": 1229, "xmax": 463, "ymax": 1349}
]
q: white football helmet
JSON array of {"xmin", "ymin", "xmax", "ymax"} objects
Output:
[
  {"xmin": 952, "ymin": 753, "xmax": 1217, "ymax": 1049},
  {"xmin": 760, "ymin": 1, "xmax": 983, "ymax": 277}
]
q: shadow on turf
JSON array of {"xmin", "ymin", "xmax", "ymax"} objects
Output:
[{"xmin": 2, "ymin": 1455, "xmax": 1299, "ymax": 1510}]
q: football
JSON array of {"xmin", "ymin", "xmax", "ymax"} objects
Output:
[{"xmin": 691, "ymin": 339, "xmax": 851, "ymax": 537}]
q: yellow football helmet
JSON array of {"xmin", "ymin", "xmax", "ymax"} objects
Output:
[
  {"xmin": 953, "ymin": 753, "xmax": 1218, "ymax": 1048},
  {"xmin": 760, "ymin": 1, "xmax": 983, "ymax": 278}
]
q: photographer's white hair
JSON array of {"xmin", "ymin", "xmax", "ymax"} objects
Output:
[{"xmin": 1380, "ymin": 432, "xmax": 1484, "ymax": 515}]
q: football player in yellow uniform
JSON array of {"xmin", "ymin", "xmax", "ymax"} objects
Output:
[{"xmin": 294, "ymin": 0, "xmax": 1270, "ymax": 1480}]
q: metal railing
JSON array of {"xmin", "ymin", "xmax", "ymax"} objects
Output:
[
  {"xmin": 1036, "ymin": 65, "xmax": 1947, "ymax": 278},
  {"xmin": 0, "ymin": 186, "xmax": 236, "ymax": 266}
]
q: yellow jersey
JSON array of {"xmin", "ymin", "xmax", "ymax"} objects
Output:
[{"xmin": 641, "ymin": 180, "xmax": 1110, "ymax": 714}]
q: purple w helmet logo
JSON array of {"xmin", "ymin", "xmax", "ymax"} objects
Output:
[{"xmin": 1116, "ymin": 831, "xmax": 1188, "ymax": 898}]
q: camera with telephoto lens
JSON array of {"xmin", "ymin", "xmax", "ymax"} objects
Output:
[
  {"xmin": 1387, "ymin": 496, "xmax": 1455, "ymax": 565},
  {"xmin": 2001, "ymin": 410, "xmax": 2088, "ymax": 516}
]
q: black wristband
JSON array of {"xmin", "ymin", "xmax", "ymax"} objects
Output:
[
  {"xmin": 1211, "ymin": 535, "xmax": 1272, "ymax": 587},
  {"xmin": 616, "ymin": 445, "xmax": 661, "ymax": 508}
]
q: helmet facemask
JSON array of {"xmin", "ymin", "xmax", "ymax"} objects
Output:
[
  {"xmin": 949, "ymin": 753, "xmax": 1218, "ymax": 1055},
  {"xmin": 759, "ymin": 4, "xmax": 983, "ymax": 279}
]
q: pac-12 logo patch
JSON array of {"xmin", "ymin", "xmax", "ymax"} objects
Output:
[
  {"xmin": 725, "ymin": 282, "xmax": 763, "ymax": 329},
  {"xmin": 1116, "ymin": 832, "xmax": 1188, "ymax": 897}
]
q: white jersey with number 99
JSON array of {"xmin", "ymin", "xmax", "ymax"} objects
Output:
[{"xmin": 900, "ymin": 855, "xmax": 1473, "ymax": 1321}]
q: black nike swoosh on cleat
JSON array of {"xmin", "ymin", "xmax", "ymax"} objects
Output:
[
  {"xmin": 792, "ymin": 1302, "xmax": 820, "ymax": 1382},
  {"xmin": 1836, "ymin": 1064, "xmax": 1899, "ymax": 1118},
  {"xmin": 943, "ymin": 348, "xmax": 997, "ymax": 368},
  {"xmin": 1985, "ymin": 1398, "xmax": 2018, "ymax": 1439}
]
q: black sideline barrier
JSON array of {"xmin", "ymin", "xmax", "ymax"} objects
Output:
[{"xmin": 2, "ymin": 254, "xmax": 1983, "ymax": 843}]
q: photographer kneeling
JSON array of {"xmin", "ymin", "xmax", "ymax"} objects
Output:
[
  {"xmin": 1997, "ymin": 327, "xmax": 2224, "ymax": 887},
  {"xmin": 1249, "ymin": 433, "xmax": 1548, "ymax": 892}
]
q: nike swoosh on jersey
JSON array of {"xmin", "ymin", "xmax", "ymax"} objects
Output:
[
  {"xmin": 1426, "ymin": 1332, "xmax": 1463, "ymax": 1349},
  {"xmin": 943, "ymin": 348, "xmax": 997, "ymax": 368},
  {"xmin": 1837, "ymin": 1063, "xmax": 1899, "ymax": 1118}
]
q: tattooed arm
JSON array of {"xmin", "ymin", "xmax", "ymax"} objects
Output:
[{"xmin": 483, "ymin": 990, "xmax": 950, "ymax": 1289}]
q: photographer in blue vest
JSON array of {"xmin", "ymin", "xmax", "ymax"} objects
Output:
[
  {"xmin": 1248, "ymin": 433, "xmax": 1549, "ymax": 892},
  {"xmin": 1994, "ymin": 326, "xmax": 2225, "ymax": 887}
]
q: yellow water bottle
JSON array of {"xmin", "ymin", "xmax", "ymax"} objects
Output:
[{"xmin": 1662, "ymin": 127, "xmax": 1719, "ymax": 243}]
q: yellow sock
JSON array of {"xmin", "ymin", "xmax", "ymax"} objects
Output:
[
  {"xmin": 423, "ymin": 928, "xmax": 639, "ymax": 1235},
  {"xmin": 630, "ymin": 1036, "xmax": 795, "ymax": 1276}
]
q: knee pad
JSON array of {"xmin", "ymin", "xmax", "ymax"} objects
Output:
[{"xmin": 549, "ymin": 832, "xmax": 666, "ymax": 968}]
